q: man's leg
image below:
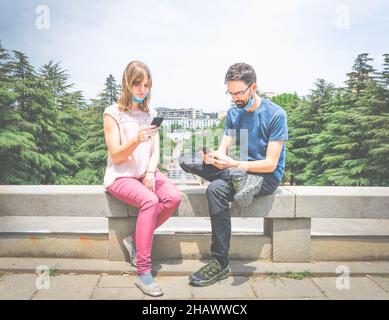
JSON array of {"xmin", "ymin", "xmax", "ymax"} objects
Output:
[
  {"xmin": 189, "ymin": 178, "xmax": 234, "ymax": 287},
  {"xmin": 253, "ymin": 172, "xmax": 281, "ymax": 196},
  {"xmin": 207, "ymin": 179, "xmax": 235, "ymax": 267},
  {"xmin": 178, "ymin": 150, "xmax": 231, "ymax": 182}
]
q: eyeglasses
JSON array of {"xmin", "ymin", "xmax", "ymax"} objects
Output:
[{"xmin": 225, "ymin": 84, "xmax": 252, "ymax": 97}]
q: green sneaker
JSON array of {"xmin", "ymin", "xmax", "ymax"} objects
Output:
[
  {"xmin": 189, "ymin": 259, "xmax": 231, "ymax": 287},
  {"xmin": 231, "ymin": 170, "xmax": 263, "ymax": 207}
]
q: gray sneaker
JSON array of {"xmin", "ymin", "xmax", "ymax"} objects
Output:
[
  {"xmin": 123, "ymin": 236, "xmax": 137, "ymax": 267},
  {"xmin": 231, "ymin": 170, "xmax": 264, "ymax": 207}
]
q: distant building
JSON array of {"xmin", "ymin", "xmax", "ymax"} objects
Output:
[
  {"xmin": 156, "ymin": 107, "xmax": 203, "ymax": 120},
  {"xmin": 155, "ymin": 107, "xmax": 220, "ymax": 129},
  {"xmin": 162, "ymin": 117, "xmax": 220, "ymax": 129}
]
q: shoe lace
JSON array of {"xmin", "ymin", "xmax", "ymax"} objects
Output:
[{"xmin": 201, "ymin": 259, "xmax": 221, "ymax": 276}]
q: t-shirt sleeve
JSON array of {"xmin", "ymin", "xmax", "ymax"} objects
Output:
[
  {"xmin": 224, "ymin": 110, "xmax": 234, "ymax": 136},
  {"xmin": 269, "ymin": 109, "xmax": 288, "ymax": 141},
  {"xmin": 103, "ymin": 105, "xmax": 120, "ymax": 123}
]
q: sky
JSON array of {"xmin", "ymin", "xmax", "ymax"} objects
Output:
[{"xmin": 0, "ymin": 0, "xmax": 388, "ymax": 112}]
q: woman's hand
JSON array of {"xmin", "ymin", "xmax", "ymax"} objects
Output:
[
  {"xmin": 143, "ymin": 172, "xmax": 156, "ymax": 192},
  {"xmin": 136, "ymin": 125, "xmax": 159, "ymax": 143}
]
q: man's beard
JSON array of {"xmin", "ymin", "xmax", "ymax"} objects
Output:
[{"xmin": 235, "ymin": 97, "xmax": 250, "ymax": 109}]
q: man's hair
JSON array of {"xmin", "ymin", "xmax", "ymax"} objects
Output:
[{"xmin": 224, "ymin": 63, "xmax": 257, "ymax": 85}]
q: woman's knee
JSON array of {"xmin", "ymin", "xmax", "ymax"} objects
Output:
[
  {"xmin": 164, "ymin": 191, "xmax": 182, "ymax": 209},
  {"xmin": 142, "ymin": 193, "xmax": 160, "ymax": 209}
]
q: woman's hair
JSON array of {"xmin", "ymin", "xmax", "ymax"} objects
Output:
[{"xmin": 118, "ymin": 60, "xmax": 152, "ymax": 112}]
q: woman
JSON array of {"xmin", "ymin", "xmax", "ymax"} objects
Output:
[{"xmin": 103, "ymin": 61, "xmax": 181, "ymax": 297}]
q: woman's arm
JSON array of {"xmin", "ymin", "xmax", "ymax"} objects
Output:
[
  {"xmin": 103, "ymin": 114, "xmax": 141, "ymax": 164},
  {"xmin": 146, "ymin": 132, "xmax": 160, "ymax": 172}
]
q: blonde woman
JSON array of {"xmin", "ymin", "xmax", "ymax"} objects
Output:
[{"xmin": 103, "ymin": 61, "xmax": 181, "ymax": 297}]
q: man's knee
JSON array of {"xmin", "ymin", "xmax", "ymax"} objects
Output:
[
  {"xmin": 178, "ymin": 152, "xmax": 190, "ymax": 172},
  {"xmin": 206, "ymin": 180, "xmax": 231, "ymax": 201},
  {"xmin": 178, "ymin": 151, "xmax": 197, "ymax": 173}
]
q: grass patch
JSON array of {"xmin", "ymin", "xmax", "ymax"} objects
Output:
[
  {"xmin": 265, "ymin": 271, "xmax": 280, "ymax": 279},
  {"xmin": 49, "ymin": 269, "xmax": 59, "ymax": 277},
  {"xmin": 284, "ymin": 271, "xmax": 313, "ymax": 280},
  {"xmin": 265, "ymin": 271, "xmax": 313, "ymax": 280},
  {"xmin": 0, "ymin": 272, "xmax": 5, "ymax": 278}
]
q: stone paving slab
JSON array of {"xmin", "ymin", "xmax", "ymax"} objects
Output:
[
  {"xmin": 0, "ymin": 274, "xmax": 38, "ymax": 300},
  {"xmin": 145, "ymin": 276, "xmax": 193, "ymax": 300},
  {"xmin": 1, "ymin": 272, "xmax": 389, "ymax": 300},
  {"xmin": 369, "ymin": 276, "xmax": 389, "ymax": 293},
  {"xmin": 32, "ymin": 275, "xmax": 100, "ymax": 300},
  {"xmin": 190, "ymin": 276, "xmax": 256, "ymax": 299},
  {"xmin": 312, "ymin": 277, "xmax": 389, "ymax": 300},
  {"xmin": 250, "ymin": 278, "xmax": 325, "ymax": 299},
  {"xmin": 91, "ymin": 287, "xmax": 144, "ymax": 300},
  {"xmin": 97, "ymin": 275, "xmax": 137, "ymax": 288}
]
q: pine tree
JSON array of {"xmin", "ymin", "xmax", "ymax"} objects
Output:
[
  {"xmin": 75, "ymin": 75, "xmax": 120, "ymax": 184},
  {"xmin": 313, "ymin": 53, "xmax": 387, "ymax": 186},
  {"xmin": 9, "ymin": 50, "xmax": 72, "ymax": 184},
  {"xmin": 346, "ymin": 53, "xmax": 376, "ymax": 97},
  {"xmin": 39, "ymin": 61, "xmax": 86, "ymax": 184},
  {"xmin": 0, "ymin": 43, "xmax": 37, "ymax": 184}
]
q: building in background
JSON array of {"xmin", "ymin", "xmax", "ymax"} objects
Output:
[{"xmin": 156, "ymin": 107, "xmax": 220, "ymax": 129}]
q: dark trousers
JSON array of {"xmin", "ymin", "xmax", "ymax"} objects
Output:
[{"xmin": 178, "ymin": 151, "xmax": 280, "ymax": 267}]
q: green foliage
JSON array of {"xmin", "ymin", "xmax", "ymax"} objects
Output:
[{"xmin": 0, "ymin": 41, "xmax": 388, "ymax": 186}]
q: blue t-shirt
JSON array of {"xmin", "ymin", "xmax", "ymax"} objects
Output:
[{"xmin": 224, "ymin": 98, "xmax": 288, "ymax": 182}]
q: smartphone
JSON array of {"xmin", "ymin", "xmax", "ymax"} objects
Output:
[{"xmin": 150, "ymin": 117, "xmax": 164, "ymax": 127}]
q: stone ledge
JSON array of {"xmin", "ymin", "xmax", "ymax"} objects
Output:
[{"xmin": 2, "ymin": 185, "xmax": 388, "ymax": 219}]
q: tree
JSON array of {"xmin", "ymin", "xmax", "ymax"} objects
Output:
[
  {"xmin": 39, "ymin": 61, "xmax": 86, "ymax": 184},
  {"xmin": 74, "ymin": 75, "xmax": 120, "ymax": 184},
  {"xmin": 0, "ymin": 44, "xmax": 36, "ymax": 184}
]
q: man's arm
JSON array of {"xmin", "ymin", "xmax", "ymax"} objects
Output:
[
  {"xmin": 217, "ymin": 135, "xmax": 233, "ymax": 155},
  {"xmin": 235, "ymin": 140, "xmax": 284, "ymax": 173}
]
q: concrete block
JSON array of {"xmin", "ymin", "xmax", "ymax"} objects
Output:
[
  {"xmin": 108, "ymin": 217, "xmax": 137, "ymax": 261},
  {"xmin": 271, "ymin": 218, "xmax": 312, "ymax": 262},
  {"xmin": 286, "ymin": 186, "xmax": 389, "ymax": 219},
  {"xmin": 231, "ymin": 187, "xmax": 295, "ymax": 218},
  {"xmin": 0, "ymin": 186, "xmax": 128, "ymax": 217}
]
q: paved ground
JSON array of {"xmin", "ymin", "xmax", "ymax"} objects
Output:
[
  {"xmin": 1, "ymin": 272, "xmax": 389, "ymax": 300},
  {"xmin": 1, "ymin": 258, "xmax": 389, "ymax": 300}
]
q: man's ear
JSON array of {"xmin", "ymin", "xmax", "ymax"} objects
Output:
[{"xmin": 251, "ymin": 82, "xmax": 257, "ymax": 91}]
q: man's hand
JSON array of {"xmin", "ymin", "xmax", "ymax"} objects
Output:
[
  {"xmin": 142, "ymin": 172, "xmax": 156, "ymax": 192},
  {"xmin": 203, "ymin": 152, "xmax": 238, "ymax": 170}
]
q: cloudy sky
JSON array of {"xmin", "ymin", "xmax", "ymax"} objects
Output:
[{"xmin": 0, "ymin": 0, "xmax": 388, "ymax": 112}]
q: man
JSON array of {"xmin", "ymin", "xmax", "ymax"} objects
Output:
[{"xmin": 178, "ymin": 62, "xmax": 288, "ymax": 287}]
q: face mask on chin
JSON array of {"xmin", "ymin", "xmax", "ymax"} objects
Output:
[
  {"xmin": 233, "ymin": 91, "xmax": 255, "ymax": 111},
  {"xmin": 131, "ymin": 94, "xmax": 148, "ymax": 104}
]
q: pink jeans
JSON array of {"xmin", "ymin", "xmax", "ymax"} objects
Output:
[{"xmin": 106, "ymin": 171, "xmax": 181, "ymax": 275}]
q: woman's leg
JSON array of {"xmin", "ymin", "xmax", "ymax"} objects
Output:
[
  {"xmin": 153, "ymin": 171, "xmax": 182, "ymax": 228},
  {"xmin": 129, "ymin": 172, "xmax": 181, "ymax": 247},
  {"xmin": 106, "ymin": 177, "xmax": 159, "ymax": 275}
]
